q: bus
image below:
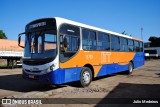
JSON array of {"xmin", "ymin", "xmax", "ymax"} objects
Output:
[
  {"xmin": 18, "ymin": 17, "xmax": 144, "ymax": 87},
  {"xmin": 144, "ymin": 47, "xmax": 160, "ymax": 58},
  {"xmin": 144, "ymin": 42, "xmax": 160, "ymax": 59}
]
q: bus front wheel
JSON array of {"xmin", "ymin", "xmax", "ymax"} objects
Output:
[{"xmin": 80, "ymin": 67, "xmax": 92, "ymax": 87}]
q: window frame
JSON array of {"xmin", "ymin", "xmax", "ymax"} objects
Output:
[
  {"xmin": 97, "ymin": 32, "xmax": 110, "ymax": 51},
  {"xmin": 82, "ymin": 28, "xmax": 97, "ymax": 51},
  {"xmin": 128, "ymin": 39, "xmax": 134, "ymax": 52},
  {"xmin": 134, "ymin": 40, "xmax": 140, "ymax": 52},
  {"xmin": 140, "ymin": 42, "xmax": 143, "ymax": 52},
  {"xmin": 120, "ymin": 37, "xmax": 129, "ymax": 52},
  {"xmin": 59, "ymin": 23, "xmax": 81, "ymax": 63},
  {"xmin": 111, "ymin": 35, "xmax": 120, "ymax": 51}
]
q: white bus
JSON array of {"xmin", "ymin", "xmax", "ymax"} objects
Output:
[
  {"xmin": 144, "ymin": 47, "xmax": 160, "ymax": 58},
  {"xmin": 18, "ymin": 17, "xmax": 144, "ymax": 87}
]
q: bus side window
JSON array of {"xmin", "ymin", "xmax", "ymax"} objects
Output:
[
  {"xmin": 82, "ymin": 29, "xmax": 96, "ymax": 50},
  {"xmin": 134, "ymin": 41, "xmax": 140, "ymax": 52},
  {"xmin": 59, "ymin": 24, "xmax": 80, "ymax": 62},
  {"xmin": 120, "ymin": 37, "xmax": 128, "ymax": 52},
  {"xmin": 128, "ymin": 39, "xmax": 134, "ymax": 52},
  {"xmin": 140, "ymin": 42, "xmax": 143, "ymax": 52},
  {"xmin": 60, "ymin": 34, "xmax": 68, "ymax": 52},
  {"xmin": 111, "ymin": 35, "xmax": 120, "ymax": 51},
  {"xmin": 97, "ymin": 32, "xmax": 110, "ymax": 51},
  {"xmin": 60, "ymin": 35, "xmax": 63, "ymax": 44}
]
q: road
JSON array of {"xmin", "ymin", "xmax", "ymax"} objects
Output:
[{"xmin": 0, "ymin": 60, "xmax": 160, "ymax": 107}]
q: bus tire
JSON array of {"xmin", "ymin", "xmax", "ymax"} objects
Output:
[
  {"xmin": 80, "ymin": 67, "xmax": 92, "ymax": 87},
  {"xmin": 127, "ymin": 62, "xmax": 133, "ymax": 75}
]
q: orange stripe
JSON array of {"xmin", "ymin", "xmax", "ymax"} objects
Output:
[{"xmin": 60, "ymin": 50, "xmax": 136, "ymax": 77}]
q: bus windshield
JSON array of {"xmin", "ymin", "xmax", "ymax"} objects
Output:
[{"xmin": 24, "ymin": 29, "xmax": 57, "ymax": 59}]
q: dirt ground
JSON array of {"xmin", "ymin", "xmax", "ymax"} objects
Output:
[{"xmin": 0, "ymin": 60, "xmax": 160, "ymax": 107}]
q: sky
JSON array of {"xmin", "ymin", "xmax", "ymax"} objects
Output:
[{"xmin": 1, "ymin": 0, "xmax": 160, "ymax": 42}]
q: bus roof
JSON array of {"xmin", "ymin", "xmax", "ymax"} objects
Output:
[
  {"xmin": 26, "ymin": 17, "xmax": 143, "ymax": 42},
  {"xmin": 55, "ymin": 17, "xmax": 143, "ymax": 42}
]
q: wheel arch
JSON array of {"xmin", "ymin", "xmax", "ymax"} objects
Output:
[
  {"xmin": 83, "ymin": 64, "xmax": 94, "ymax": 79},
  {"xmin": 130, "ymin": 60, "xmax": 134, "ymax": 69}
]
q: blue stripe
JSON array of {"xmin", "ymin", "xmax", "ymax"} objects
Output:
[
  {"xmin": 97, "ymin": 63, "xmax": 129, "ymax": 77},
  {"xmin": 50, "ymin": 67, "xmax": 82, "ymax": 84},
  {"xmin": 132, "ymin": 52, "xmax": 145, "ymax": 68},
  {"xmin": 97, "ymin": 52, "xmax": 145, "ymax": 77},
  {"xmin": 22, "ymin": 67, "xmax": 82, "ymax": 84}
]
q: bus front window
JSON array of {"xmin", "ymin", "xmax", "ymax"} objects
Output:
[{"xmin": 24, "ymin": 30, "xmax": 57, "ymax": 60}]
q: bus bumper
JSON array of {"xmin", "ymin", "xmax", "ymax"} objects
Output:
[{"xmin": 22, "ymin": 67, "xmax": 82, "ymax": 84}]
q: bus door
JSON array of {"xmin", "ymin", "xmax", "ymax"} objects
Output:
[{"xmin": 59, "ymin": 24, "xmax": 80, "ymax": 64}]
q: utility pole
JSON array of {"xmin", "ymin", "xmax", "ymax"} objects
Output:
[{"xmin": 141, "ymin": 28, "xmax": 143, "ymax": 40}]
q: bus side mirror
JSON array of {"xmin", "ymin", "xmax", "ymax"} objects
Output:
[
  {"xmin": 18, "ymin": 35, "xmax": 21, "ymax": 45},
  {"xmin": 18, "ymin": 33, "xmax": 24, "ymax": 48}
]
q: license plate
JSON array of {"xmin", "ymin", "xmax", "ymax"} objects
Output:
[{"xmin": 29, "ymin": 75, "xmax": 34, "ymax": 79}]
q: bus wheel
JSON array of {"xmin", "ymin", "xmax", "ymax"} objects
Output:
[
  {"xmin": 80, "ymin": 67, "xmax": 92, "ymax": 87},
  {"xmin": 128, "ymin": 62, "xmax": 133, "ymax": 75}
]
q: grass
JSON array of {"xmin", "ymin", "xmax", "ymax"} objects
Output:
[
  {"xmin": 0, "ymin": 64, "xmax": 7, "ymax": 67},
  {"xmin": 0, "ymin": 63, "xmax": 20, "ymax": 68}
]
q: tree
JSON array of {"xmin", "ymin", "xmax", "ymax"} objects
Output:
[
  {"xmin": 121, "ymin": 31, "xmax": 127, "ymax": 35},
  {"xmin": 148, "ymin": 36, "xmax": 160, "ymax": 47},
  {"xmin": 121, "ymin": 31, "xmax": 133, "ymax": 37},
  {"xmin": 0, "ymin": 30, "xmax": 7, "ymax": 39}
]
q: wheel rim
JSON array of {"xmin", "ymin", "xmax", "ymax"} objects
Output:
[{"xmin": 82, "ymin": 71, "xmax": 90, "ymax": 84}]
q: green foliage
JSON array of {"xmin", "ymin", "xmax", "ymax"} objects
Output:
[
  {"xmin": 121, "ymin": 31, "xmax": 132, "ymax": 37},
  {"xmin": 148, "ymin": 36, "xmax": 160, "ymax": 47},
  {"xmin": 0, "ymin": 30, "xmax": 7, "ymax": 39},
  {"xmin": 121, "ymin": 31, "xmax": 127, "ymax": 35}
]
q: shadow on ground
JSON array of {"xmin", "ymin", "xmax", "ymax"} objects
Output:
[
  {"xmin": 66, "ymin": 71, "xmax": 133, "ymax": 88},
  {"xmin": 0, "ymin": 72, "xmax": 120, "ymax": 93},
  {"xmin": 95, "ymin": 83, "xmax": 160, "ymax": 107},
  {"xmin": 66, "ymin": 72, "xmax": 124, "ymax": 88},
  {"xmin": 0, "ymin": 74, "xmax": 66, "ymax": 93}
]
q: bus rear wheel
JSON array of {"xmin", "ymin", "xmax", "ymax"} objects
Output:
[
  {"xmin": 80, "ymin": 67, "xmax": 92, "ymax": 87},
  {"xmin": 127, "ymin": 62, "xmax": 133, "ymax": 75}
]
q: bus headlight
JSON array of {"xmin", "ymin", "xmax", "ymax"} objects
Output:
[{"xmin": 50, "ymin": 64, "xmax": 55, "ymax": 70}]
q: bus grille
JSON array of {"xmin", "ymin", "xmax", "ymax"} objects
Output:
[{"xmin": 25, "ymin": 69, "xmax": 41, "ymax": 73}]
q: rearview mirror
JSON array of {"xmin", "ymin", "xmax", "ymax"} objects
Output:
[{"xmin": 18, "ymin": 33, "xmax": 25, "ymax": 48}]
